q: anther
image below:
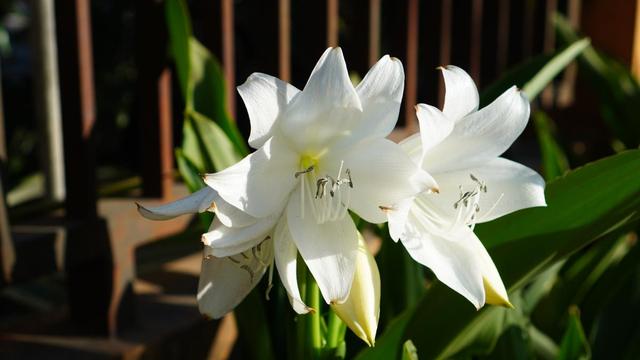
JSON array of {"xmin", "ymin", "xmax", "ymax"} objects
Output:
[{"xmin": 295, "ymin": 165, "xmax": 315, "ymax": 178}]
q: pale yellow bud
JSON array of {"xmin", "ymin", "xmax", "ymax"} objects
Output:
[
  {"xmin": 483, "ymin": 277, "xmax": 514, "ymax": 308},
  {"xmin": 331, "ymin": 233, "xmax": 380, "ymax": 346}
]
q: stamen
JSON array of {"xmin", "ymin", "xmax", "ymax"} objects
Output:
[{"xmin": 295, "ymin": 165, "xmax": 315, "ymax": 178}]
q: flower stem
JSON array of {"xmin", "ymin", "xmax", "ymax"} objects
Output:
[
  {"xmin": 306, "ymin": 271, "xmax": 322, "ymax": 358},
  {"xmin": 326, "ymin": 310, "xmax": 345, "ymax": 349}
]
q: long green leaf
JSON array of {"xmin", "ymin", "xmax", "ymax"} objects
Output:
[
  {"xmin": 479, "ymin": 38, "xmax": 589, "ymax": 106},
  {"xmin": 533, "ymin": 111, "xmax": 570, "ymax": 181},
  {"xmin": 555, "ymin": 14, "xmax": 640, "ymax": 149},
  {"xmin": 164, "ymin": 0, "xmax": 192, "ymax": 103},
  {"xmin": 190, "ymin": 111, "xmax": 242, "ymax": 171},
  {"xmin": 358, "ymin": 150, "xmax": 640, "ymax": 359},
  {"xmin": 188, "ymin": 39, "xmax": 248, "ymax": 155},
  {"xmin": 521, "ymin": 39, "xmax": 590, "ymax": 100},
  {"xmin": 557, "ymin": 307, "xmax": 591, "ymax": 360}
]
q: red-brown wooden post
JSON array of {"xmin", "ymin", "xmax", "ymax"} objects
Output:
[
  {"xmin": 137, "ymin": 0, "xmax": 174, "ymax": 200},
  {"xmin": 405, "ymin": 0, "xmax": 419, "ymax": 133},
  {"xmin": 55, "ymin": 0, "xmax": 113, "ymax": 334}
]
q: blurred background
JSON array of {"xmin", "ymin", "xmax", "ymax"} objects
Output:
[{"xmin": 0, "ymin": 0, "xmax": 639, "ymax": 359}]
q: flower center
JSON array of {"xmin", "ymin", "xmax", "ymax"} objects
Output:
[
  {"xmin": 413, "ymin": 173, "xmax": 503, "ymax": 236},
  {"xmin": 295, "ymin": 156, "xmax": 353, "ymax": 224}
]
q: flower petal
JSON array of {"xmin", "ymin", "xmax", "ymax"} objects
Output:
[
  {"xmin": 273, "ymin": 216, "xmax": 311, "ymax": 314},
  {"xmin": 467, "ymin": 236, "xmax": 511, "ymax": 307},
  {"xmin": 214, "ymin": 199, "xmax": 257, "ymax": 228},
  {"xmin": 286, "ymin": 188, "xmax": 358, "ymax": 304},
  {"xmin": 202, "ymin": 213, "xmax": 279, "ymax": 258},
  {"xmin": 415, "ymin": 104, "xmax": 454, "ymax": 156},
  {"xmin": 423, "ymin": 86, "xmax": 530, "ymax": 173},
  {"xmin": 204, "ymin": 136, "xmax": 298, "ymax": 218},
  {"xmin": 331, "ymin": 233, "xmax": 380, "ymax": 346},
  {"xmin": 330, "ymin": 138, "xmax": 437, "ymax": 224},
  {"xmin": 399, "ymin": 133, "xmax": 422, "ymax": 164},
  {"xmin": 400, "ymin": 219, "xmax": 485, "ymax": 309},
  {"xmin": 440, "ymin": 65, "xmax": 479, "ymax": 122},
  {"xmin": 197, "ymin": 253, "xmax": 268, "ymax": 319},
  {"xmin": 279, "ymin": 47, "xmax": 362, "ymax": 152},
  {"xmin": 351, "ymin": 55, "xmax": 404, "ymax": 140},
  {"xmin": 428, "ymin": 157, "xmax": 546, "ymax": 223},
  {"xmin": 238, "ymin": 73, "xmax": 300, "ymax": 149},
  {"xmin": 136, "ymin": 187, "xmax": 217, "ymax": 220},
  {"xmin": 386, "ymin": 197, "xmax": 415, "ymax": 243}
]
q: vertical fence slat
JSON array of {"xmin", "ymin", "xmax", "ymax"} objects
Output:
[
  {"xmin": 541, "ymin": 0, "xmax": 558, "ymax": 106},
  {"xmin": 56, "ymin": 0, "xmax": 97, "ymax": 219},
  {"xmin": 496, "ymin": 0, "xmax": 510, "ymax": 75},
  {"xmin": 32, "ymin": 0, "xmax": 65, "ymax": 202},
  {"xmin": 56, "ymin": 0, "xmax": 112, "ymax": 335},
  {"xmin": 558, "ymin": 0, "xmax": 582, "ymax": 107},
  {"xmin": 438, "ymin": 0, "xmax": 452, "ymax": 108},
  {"xmin": 368, "ymin": 0, "xmax": 381, "ymax": 66},
  {"xmin": 0, "ymin": 178, "xmax": 14, "ymax": 284},
  {"xmin": 327, "ymin": 0, "xmax": 339, "ymax": 46},
  {"xmin": 222, "ymin": 0, "xmax": 236, "ymax": 119},
  {"xmin": 137, "ymin": 0, "xmax": 173, "ymax": 199},
  {"xmin": 632, "ymin": 0, "xmax": 640, "ymax": 77},
  {"xmin": 470, "ymin": 0, "xmax": 483, "ymax": 84},
  {"xmin": 279, "ymin": 0, "xmax": 291, "ymax": 82},
  {"xmin": 405, "ymin": 0, "xmax": 419, "ymax": 133}
]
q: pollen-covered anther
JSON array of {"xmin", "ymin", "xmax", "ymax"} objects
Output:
[{"xmin": 379, "ymin": 205, "xmax": 394, "ymax": 213}]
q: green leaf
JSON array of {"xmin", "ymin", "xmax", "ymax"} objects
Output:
[
  {"xmin": 181, "ymin": 116, "xmax": 209, "ymax": 171},
  {"xmin": 358, "ymin": 150, "xmax": 640, "ymax": 359},
  {"xmin": 521, "ymin": 39, "xmax": 590, "ymax": 100},
  {"xmin": 401, "ymin": 340, "xmax": 418, "ymax": 360},
  {"xmin": 188, "ymin": 39, "xmax": 248, "ymax": 156},
  {"xmin": 557, "ymin": 307, "xmax": 591, "ymax": 360},
  {"xmin": 533, "ymin": 111, "xmax": 570, "ymax": 181},
  {"xmin": 555, "ymin": 14, "xmax": 640, "ymax": 149},
  {"xmin": 480, "ymin": 39, "xmax": 589, "ymax": 106},
  {"xmin": 164, "ymin": 0, "xmax": 192, "ymax": 102},
  {"xmin": 190, "ymin": 111, "xmax": 242, "ymax": 171}
]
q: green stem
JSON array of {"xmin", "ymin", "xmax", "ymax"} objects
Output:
[
  {"xmin": 307, "ymin": 271, "xmax": 322, "ymax": 358},
  {"xmin": 326, "ymin": 310, "xmax": 345, "ymax": 349}
]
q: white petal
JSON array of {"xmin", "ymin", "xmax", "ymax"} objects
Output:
[
  {"xmin": 415, "ymin": 104, "xmax": 454, "ymax": 156},
  {"xmin": 202, "ymin": 213, "xmax": 279, "ymax": 258},
  {"xmin": 214, "ymin": 199, "xmax": 257, "ymax": 228},
  {"xmin": 429, "ymin": 157, "xmax": 546, "ymax": 223},
  {"xmin": 423, "ymin": 86, "xmax": 530, "ymax": 173},
  {"xmin": 330, "ymin": 138, "xmax": 437, "ymax": 224},
  {"xmin": 238, "ymin": 73, "xmax": 300, "ymax": 149},
  {"xmin": 399, "ymin": 133, "xmax": 422, "ymax": 165},
  {"xmin": 351, "ymin": 55, "xmax": 404, "ymax": 140},
  {"xmin": 441, "ymin": 65, "xmax": 479, "ymax": 122},
  {"xmin": 197, "ymin": 253, "xmax": 267, "ymax": 319},
  {"xmin": 273, "ymin": 216, "xmax": 311, "ymax": 314},
  {"xmin": 204, "ymin": 136, "xmax": 298, "ymax": 218},
  {"xmin": 136, "ymin": 187, "xmax": 217, "ymax": 220},
  {"xmin": 279, "ymin": 47, "xmax": 362, "ymax": 152},
  {"xmin": 386, "ymin": 197, "xmax": 415, "ymax": 242},
  {"xmin": 400, "ymin": 219, "xmax": 485, "ymax": 309},
  {"xmin": 286, "ymin": 188, "xmax": 358, "ymax": 304},
  {"xmin": 466, "ymin": 233, "xmax": 511, "ymax": 307}
]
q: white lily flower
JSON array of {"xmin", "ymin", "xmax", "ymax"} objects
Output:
[
  {"xmin": 205, "ymin": 47, "xmax": 433, "ymax": 306},
  {"xmin": 139, "ymin": 48, "xmax": 433, "ymax": 318},
  {"xmin": 388, "ymin": 66, "xmax": 547, "ymax": 309}
]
